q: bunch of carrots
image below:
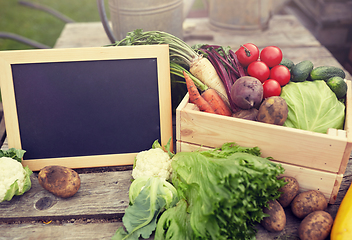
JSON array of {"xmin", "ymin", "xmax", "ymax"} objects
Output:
[
  {"xmin": 170, "ymin": 62, "xmax": 232, "ymax": 116},
  {"xmin": 183, "ymin": 71, "xmax": 232, "ymax": 116}
]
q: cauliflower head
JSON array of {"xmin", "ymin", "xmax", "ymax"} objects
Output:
[
  {"xmin": 132, "ymin": 148, "xmax": 172, "ymax": 180},
  {"xmin": 0, "ymin": 157, "xmax": 32, "ymax": 202}
]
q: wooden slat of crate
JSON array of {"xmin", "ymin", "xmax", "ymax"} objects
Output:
[{"xmin": 176, "ymin": 141, "xmax": 343, "ymax": 204}]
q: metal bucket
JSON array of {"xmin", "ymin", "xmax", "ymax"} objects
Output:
[
  {"xmin": 97, "ymin": 0, "xmax": 184, "ymax": 43},
  {"xmin": 208, "ymin": 0, "xmax": 273, "ymax": 31}
]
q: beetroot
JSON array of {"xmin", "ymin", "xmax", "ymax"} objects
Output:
[
  {"xmin": 230, "ymin": 76, "xmax": 263, "ymax": 110},
  {"xmin": 232, "ymin": 108, "xmax": 259, "ymax": 121}
]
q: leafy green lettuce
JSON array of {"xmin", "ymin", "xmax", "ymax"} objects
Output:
[
  {"xmin": 155, "ymin": 199, "xmax": 193, "ymax": 240},
  {"xmin": 156, "ymin": 143, "xmax": 286, "ymax": 240},
  {"xmin": 281, "ymin": 80, "xmax": 345, "ymax": 133},
  {"xmin": 111, "ymin": 176, "xmax": 178, "ymax": 240}
]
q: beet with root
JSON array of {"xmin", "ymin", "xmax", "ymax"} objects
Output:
[{"xmin": 230, "ymin": 76, "xmax": 263, "ymax": 110}]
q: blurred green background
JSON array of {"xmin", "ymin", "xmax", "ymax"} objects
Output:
[
  {"xmin": 0, "ymin": 0, "xmax": 110, "ymax": 50},
  {"xmin": 0, "ymin": 0, "xmax": 205, "ymax": 51}
]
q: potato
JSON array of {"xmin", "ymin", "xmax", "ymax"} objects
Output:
[
  {"xmin": 291, "ymin": 190, "xmax": 328, "ymax": 219},
  {"xmin": 277, "ymin": 176, "xmax": 299, "ymax": 208},
  {"xmin": 38, "ymin": 165, "xmax": 81, "ymax": 198},
  {"xmin": 298, "ymin": 211, "xmax": 333, "ymax": 240},
  {"xmin": 260, "ymin": 199, "xmax": 286, "ymax": 232},
  {"xmin": 256, "ymin": 96, "xmax": 288, "ymax": 126}
]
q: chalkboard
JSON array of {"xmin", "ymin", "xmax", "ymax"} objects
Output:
[{"xmin": 0, "ymin": 45, "xmax": 172, "ymax": 171}]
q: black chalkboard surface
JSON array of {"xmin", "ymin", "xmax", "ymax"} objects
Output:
[{"xmin": 0, "ymin": 45, "xmax": 172, "ymax": 170}]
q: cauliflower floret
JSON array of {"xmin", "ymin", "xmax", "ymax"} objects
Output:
[
  {"xmin": 132, "ymin": 148, "xmax": 172, "ymax": 180},
  {"xmin": 0, "ymin": 157, "xmax": 27, "ymax": 201}
]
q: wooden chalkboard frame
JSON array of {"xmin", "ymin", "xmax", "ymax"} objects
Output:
[{"xmin": 0, "ymin": 45, "xmax": 172, "ymax": 171}]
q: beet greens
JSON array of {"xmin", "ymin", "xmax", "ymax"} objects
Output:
[{"xmin": 193, "ymin": 44, "xmax": 246, "ymax": 112}]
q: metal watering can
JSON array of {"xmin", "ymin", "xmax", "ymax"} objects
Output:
[{"xmin": 97, "ymin": 0, "xmax": 195, "ymax": 43}]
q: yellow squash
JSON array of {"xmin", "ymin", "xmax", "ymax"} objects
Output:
[{"xmin": 331, "ymin": 182, "xmax": 352, "ymax": 239}]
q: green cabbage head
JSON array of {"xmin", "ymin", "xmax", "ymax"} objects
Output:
[{"xmin": 281, "ymin": 80, "xmax": 345, "ymax": 134}]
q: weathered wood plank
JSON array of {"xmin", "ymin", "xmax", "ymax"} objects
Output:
[
  {"xmin": 0, "ymin": 171, "xmax": 132, "ymax": 221},
  {"xmin": 0, "ymin": 221, "xmax": 124, "ymax": 240},
  {"xmin": 0, "ymin": 220, "xmax": 157, "ymax": 240}
]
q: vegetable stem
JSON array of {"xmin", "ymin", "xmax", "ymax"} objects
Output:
[
  {"xmin": 110, "ymin": 29, "xmax": 198, "ymax": 67},
  {"xmin": 170, "ymin": 62, "xmax": 208, "ymax": 92}
]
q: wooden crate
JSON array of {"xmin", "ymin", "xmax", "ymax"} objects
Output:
[{"xmin": 176, "ymin": 80, "xmax": 352, "ymax": 204}]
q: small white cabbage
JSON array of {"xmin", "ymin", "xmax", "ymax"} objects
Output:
[
  {"xmin": 0, "ymin": 157, "xmax": 28, "ymax": 201},
  {"xmin": 132, "ymin": 148, "xmax": 172, "ymax": 180}
]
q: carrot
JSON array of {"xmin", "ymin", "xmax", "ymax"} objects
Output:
[
  {"xmin": 201, "ymin": 88, "xmax": 232, "ymax": 116},
  {"xmin": 183, "ymin": 71, "xmax": 215, "ymax": 114}
]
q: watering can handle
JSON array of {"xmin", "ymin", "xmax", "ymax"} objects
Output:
[{"xmin": 97, "ymin": 0, "xmax": 116, "ymax": 43}]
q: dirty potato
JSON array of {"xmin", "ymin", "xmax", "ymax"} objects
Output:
[
  {"xmin": 38, "ymin": 165, "xmax": 81, "ymax": 198},
  {"xmin": 256, "ymin": 96, "xmax": 288, "ymax": 126},
  {"xmin": 291, "ymin": 190, "xmax": 328, "ymax": 219},
  {"xmin": 277, "ymin": 176, "xmax": 300, "ymax": 208},
  {"xmin": 298, "ymin": 211, "xmax": 333, "ymax": 240},
  {"xmin": 260, "ymin": 199, "xmax": 286, "ymax": 232}
]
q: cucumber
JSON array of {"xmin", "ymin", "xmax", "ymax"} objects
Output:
[
  {"xmin": 290, "ymin": 60, "xmax": 314, "ymax": 82},
  {"xmin": 326, "ymin": 76, "xmax": 347, "ymax": 99},
  {"xmin": 310, "ymin": 66, "xmax": 346, "ymax": 81},
  {"xmin": 279, "ymin": 57, "xmax": 294, "ymax": 70}
]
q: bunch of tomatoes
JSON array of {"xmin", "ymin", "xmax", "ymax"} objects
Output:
[{"xmin": 235, "ymin": 43, "xmax": 290, "ymax": 99}]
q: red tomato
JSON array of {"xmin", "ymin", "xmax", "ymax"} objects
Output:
[
  {"xmin": 247, "ymin": 61, "xmax": 270, "ymax": 83},
  {"xmin": 269, "ymin": 65, "xmax": 291, "ymax": 86},
  {"xmin": 263, "ymin": 79, "xmax": 281, "ymax": 98},
  {"xmin": 260, "ymin": 46, "xmax": 283, "ymax": 68},
  {"xmin": 235, "ymin": 43, "xmax": 259, "ymax": 67}
]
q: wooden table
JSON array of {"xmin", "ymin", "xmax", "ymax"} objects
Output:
[{"xmin": 1, "ymin": 14, "xmax": 351, "ymax": 240}]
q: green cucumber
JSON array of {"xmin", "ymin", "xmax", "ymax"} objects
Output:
[
  {"xmin": 326, "ymin": 76, "xmax": 347, "ymax": 99},
  {"xmin": 310, "ymin": 66, "xmax": 345, "ymax": 81},
  {"xmin": 290, "ymin": 60, "xmax": 314, "ymax": 82},
  {"xmin": 279, "ymin": 57, "xmax": 294, "ymax": 70}
]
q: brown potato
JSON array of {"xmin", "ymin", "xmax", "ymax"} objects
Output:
[
  {"xmin": 38, "ymin": 165, "xmax": 81, "ymax": 198},
  {"xmin": 291, "ymin": 190, "xmax": 328, "ymax": 219},
  {"xmin": 256, "ymin": 96, "xmax": 288, "ymax": 126},
  {"xmin": 277, "ymin": 176, "xmax": 299, "ymax": 208},
  {"xmin": 260, "ymin": 199, "xmax": 286, "ymax": 232},
  {"xmin": 298, "ymin": 211, "xmax": 333, "ymax": 240}
]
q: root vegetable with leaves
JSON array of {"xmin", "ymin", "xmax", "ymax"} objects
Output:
[{"xmin": 108, "ymin": 29, "xmax": 228, "ymax": 103}]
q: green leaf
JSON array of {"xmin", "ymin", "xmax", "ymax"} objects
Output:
[
  {"xmin": 155, "ymin": 199, "xmax": 194, "ymax": 240},
  {"xmin": 281, "ymin": 80, "xmax": 345, "ymax": 133},
  {"xmin": 112, "ymin": 176, "xmax": 178, "ymax": 240},
  {"xmin": 151, "ymin": 137, "xmax": 174, "ymax": 158},
  {"xmin": 169, "ymin": 143, "xmax": 285, "ymax": 240},
  {"xmin": 0, "ymin": 148, "xmax": 26, "ymax": 162},
  {"xmin": 111, "ymin": 227, "xmax": 137, "ymax": 240},
  {"xmin": 2, "ymin": 166, "xmax": 32, "ymax": 202}
]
